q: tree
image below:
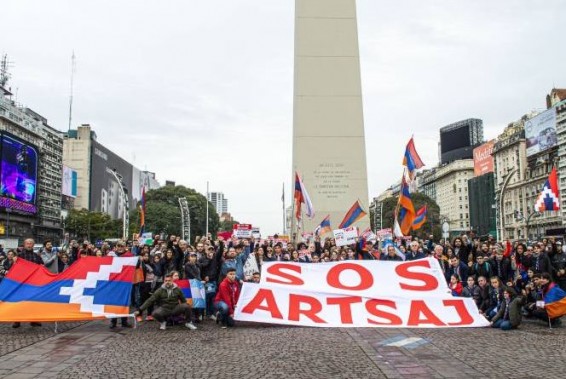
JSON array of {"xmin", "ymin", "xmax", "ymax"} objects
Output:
[
  {"xmin": 219, "ymin": 219, "xmax": 239, "ymax": 232},
  {"xmin": 129, "ymin": 185, "xmax": 220, "ymax": 243},
  {"xmin": 65, "ymin": 209, "xmax": 122, "ymax": 241},
  {"xmin": 370, "ymin": 192, "xmax": 441, "ymax": 241}
]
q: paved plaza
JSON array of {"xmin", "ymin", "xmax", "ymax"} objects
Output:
[{"xmin": 0, "ymin": 318, "xmax": 564, "ymax": 379}]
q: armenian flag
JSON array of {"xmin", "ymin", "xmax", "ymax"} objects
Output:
[
  {"xmin": 412, "ymin": 205, "xmax": 427, "ymax": 230},
  {"xmin": 315, "ymin": 215, "xmax": 332, "ymax": 236},
  {"xmin": 0, "ymin": 257, "xmax": 138, "ymax": 322},
  {"xmin": 534, "ymin": 167, "xmax": 560, "ymax": 212},
  {"xmin": 339, "ymin": 200, "xmax": 367, "ymax": 229},
  {"xmin": 294, "ymin": 172, "xmax": 315, "ymax": 220},
  {"xmin": 402, "ymin": 137, "xmax": 425, "ymax": 178},
  {"xmin": 397, "ymin": 177, "xmax": 415, "ymax": 235},
  {"xmin": 544, "ymin": 282, "xmax": 566, "ymax": 319}
]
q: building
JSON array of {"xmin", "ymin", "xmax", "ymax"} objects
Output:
[
  {"xmin": 493, "ymin": 106, "xmax": 561, "ymax": 241},
  {"xmin": 0, "ymin": 86, "xmax": 63, "ymax": 244},
  {"xmin": 551, "ymin": 89, "xmax": 566, "ymax": 224},
  {"xmin": 419, "ymin": 159, "xmax": 474, "ymax": 236},
  {"xmin": 439, "ymin": 119, "xmax": 484, "ymax": 164},
  {"xmin": 370, "ymin": 187, "xmax": 394, "ymax": 231},
  {"xmin": 208, "ymin": 192, "xmax": 228, "ymax": 216},
  {"xmin": 468, "ymin": 173, "xmax": 496, "ymax": 237},
  {"xmin": 63, "ymin": 124, "xmax": 160, "ymax": 219}
]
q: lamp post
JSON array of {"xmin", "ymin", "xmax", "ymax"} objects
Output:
[
  {"xmin": 525, "ymin": 210, "xmax": 541, "ymax": 242},
  {"xmin": 498, "ymin": 168, "xmax": 518, "ymax": 242},
  {"xmin": 107, "ymin": 168, "xmax": 129, "ymax": 241}
]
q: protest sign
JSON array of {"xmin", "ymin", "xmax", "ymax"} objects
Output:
[
  {"xmin": 333, "ymin": 227, "xmax": 358, "ymax": 247},
  {"xmin": 234, "ymin": 224, "xmax": 253, "ymax": 238}
]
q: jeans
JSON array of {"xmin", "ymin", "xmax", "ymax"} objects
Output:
[
  {"xmin": 215, "ymin": 301, "xmax": 235, "ymax": 327},
  {"xmin": 492, "ymin": 319, "xmax": 513, "ymax": 330},
  {"xmin": 206, "ymin": 291, "xmax": 216, "ymax": 316}
]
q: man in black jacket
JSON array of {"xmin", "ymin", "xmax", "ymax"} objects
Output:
[
  {"xmin": 199, "ymin": 239, "xmax": 224, "ymax": 318},
  {"xmin": 12, "ymin": 238, "xmax": 43, "ymax": 328}
]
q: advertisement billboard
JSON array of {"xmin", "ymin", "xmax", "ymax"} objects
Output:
[
  {"xmin": 525, "ymin": 108, "xmax": 557, "ymax": 157},
  {"xmin": 89, "ymin": 141, "xmax": 133, "ymax": 219},
  {"xmin": 62, "ymin": 166, "xmax": 78, "ymax": 198},
  {"xmin": 473, "ymin": 140, "xmax": 494, "ymax": 176},
  {"xmin": 0, "ymin": 133, "xmax": 38, "ymax": 214}
]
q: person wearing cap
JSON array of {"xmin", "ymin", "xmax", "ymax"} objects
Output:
[{"xmin": 490, "ymin": 287, "xmax": 523, "ymax": 330}]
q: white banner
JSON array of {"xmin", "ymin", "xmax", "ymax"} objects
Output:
[
  {"xmin": 259, "ymin": 258, "xmax": 451, "ymax": 298},
  {"xmin": 234, "ymin": 283, "xmax": 489, "ymax": 328},
  {"xmin": 333, "ymin": 227, "xmax": 358, "ymax": 247}
]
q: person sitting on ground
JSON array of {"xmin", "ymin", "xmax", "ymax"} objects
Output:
[
  {"xmin": 531, "ymin": 272, "xmax": 563, "ymax": 327},
  {"xmin": 135, "ymin": 273, "xmax": 197, "ymax": 330},
  {"xmin": 214, "ymin": 268, "xmax": 240, "ymax": 329},
  {"xmin": 462, "ymin": 275, "xmax": 480, "ymax": 303},
  {"xmin": 486, "ymin": 276, "xmax": 505, "ymax": 320},
  {"xmin": 477, "ymin": 276, "xmax": 491, "ymax": 314},
  {"xmin": 490, "ymin": 287, "xmax": 523, "ymax": 330},
  {"xmin": 449, "ymin": 274, "xmax": 463, "ymax": 296}
]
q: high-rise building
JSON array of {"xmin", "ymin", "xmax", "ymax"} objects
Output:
[
  {"xmin": 439, "ymin": 119, "xmax": 484, "ymax": 164},
  {"xmin": 208, "ymin": 192, "xmax": 228, "ymax": 215},
  {"xmin": 63, "ymin": 125, "xmax": 160, "ymax": 219},
  {"xmin": 0, "ymin": 86, "xmax": 63, "ymax": 244}
]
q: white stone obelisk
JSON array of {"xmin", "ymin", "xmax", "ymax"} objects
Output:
[{"xmin": 291, "ymin": 0, "xmax": 370, "ymax": 239}]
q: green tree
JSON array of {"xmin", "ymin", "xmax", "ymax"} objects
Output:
[
  {"xmin": 65, "ymin": 209, "xmax": 122, "ymax": 241},
  {"xmin": 129, "ymin": 185, "xmax": 220, "ymax": 243},
  {"xmin": 370, "ymin": 193, "xmax": 441, "ymax": 241}
]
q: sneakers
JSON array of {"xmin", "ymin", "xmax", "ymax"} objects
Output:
[
  {"xmin": 209, "ymin": 314, "xmax": 217, "ymax": 321},
  {"xmin": 185, "ymin": 322, "xmax": 197, "ymax": 330},
  {"xmin": 221, "ymin": 325, "xmax": 227, "ymax": 329},
  {"xmin": 136, "ymin": 316, "xmax": 143, "ymax": 323},
  {"xmin": 159, "ymin": 322, "xmax": 167, "ymax": 330},
  {"xmin": 146, "ymin": 315, "xmax": 154, "ymax": 321}
]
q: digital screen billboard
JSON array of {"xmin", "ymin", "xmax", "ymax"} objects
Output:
[
  {"xmin": 440, "ymin": 125, "xmax": 470, "ymax": 154},
  {"xmin": 525, "ymin": 108, "xmax": 557, "ymax": 157},
  {"xmin": 90, "ymin": 141, "xmax": 133, "ymax": 220},
  {"xmin": 0, "ymin": 133, "xmax": 38, "ymax": 214}
]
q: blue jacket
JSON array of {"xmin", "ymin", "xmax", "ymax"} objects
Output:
[{"xmin": 221, "ymin": 244, "xmax": 252, "ymax": 281}]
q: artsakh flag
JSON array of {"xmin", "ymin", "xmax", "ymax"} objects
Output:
[
  {"xmin": 0, "ymin": 257, "xmax": 138, "ymax": 322},
  {"xmin": 534, "ymin": 167, "xmax": 560, "ymax": 212}
]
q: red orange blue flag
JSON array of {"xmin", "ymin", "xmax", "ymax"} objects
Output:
[
  {"xmin": 534, "ymin": 167, "xmax": 560, "ymax": 212},
  {"xmin": 339, "ymin": 200, "xmax": 367, "ymax": 229},
  {"xmin": 544, "ymin": 282, "xmax": 566, "ymax": 319},
  {"xmin": 412, "ymin": 205, "xmax": 427, "ymax": 230},
  {"xmin": 0, "ymin": 257, "xmax": 138, "ymax": 322},
  {"xmin": 315, "ymin": 215, "xmax": 332, "ymax": 236},
  {"xmin": 397, "ymin": 177, "xmax": 415, "ymax": 235},
  {"xmin": 402, "ymin": 137, "xmax": 425, "ymax": 178}
]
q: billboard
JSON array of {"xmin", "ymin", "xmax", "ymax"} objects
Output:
[
  {"xmin": 525, "ymin": 108, "xmax": 557, "ymax": 157},
  {"xmin": 473, "ymin": 140, "xmax": 494, "ymax": 176},
  {"xmin": 0, "ymin": 134, "xmax": 38, "ymax": 214},
  {"xmin": 90, "ymin": 141, "xmax": 133, "ymax": 219},
  {"xmin": 62, "ymin": 166, "xmax": 78, "ymax": 198}
]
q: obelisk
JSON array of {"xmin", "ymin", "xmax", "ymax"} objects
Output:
[{"xmin": 291, "ymin": 0, "xmax": 370, "ymax": 238}]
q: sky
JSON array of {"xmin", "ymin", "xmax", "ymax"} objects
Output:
[{"xmin": 2, "ymin": 0, "xmax": 565, "ymax": 235}]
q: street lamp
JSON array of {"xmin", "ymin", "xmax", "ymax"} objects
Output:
[
  {"xmin": 106, "ymin": 168, "xmax": 129, "ymax": 241},
  {"xmin": 498, "ymin": 168, "xmax": 518, "ymax": 241}
]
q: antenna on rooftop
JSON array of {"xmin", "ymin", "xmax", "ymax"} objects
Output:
[
  {"xmin": 67, "ymin": 51, "xmax": 76, "ymax": 132},
  {"xmin": 0, "ymin": 54, "xmax": 13, "ymax": 88}
]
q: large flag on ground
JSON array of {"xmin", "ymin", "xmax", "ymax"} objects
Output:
[
  {"xmin": 397, "ymin": 177, "xmax": 415, "ymax": 235},
  {"xmin": 402, "ymin": 137, "xmax": 425, "ymax": 179},
  {"xmin": 294, "ymin": 172, "xmax": 315, "ymax": 220},
  {"xmin": 314, "ymin": 215, "xmax": 332, "ymax": 236},
  {"xmin": 0, "ymin": 257, "xmax": 138, "ymax": 322},
  {"xmin": 544, "ymin": 283, "xmax": 566, "ymax": 319},
  {"xmin": 412, "ymin": 205, "xmax": 427, "ymax": 230},
  {"xmin": 534, "ymin": 167, "xmax": 560, "ymax": 212},
  {"xmin": 339, "ymin": 200, "xmax": 367, "ymax": 229}
]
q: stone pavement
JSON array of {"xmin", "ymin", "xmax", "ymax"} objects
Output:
[{"xmin": 0, "ymin": 319, "xmax": 564, "ymax": 378}]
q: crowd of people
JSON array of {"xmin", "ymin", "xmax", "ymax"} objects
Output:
[{"xmin": 1, "ymin": 232, "xmax": 564, "ymax": 331}]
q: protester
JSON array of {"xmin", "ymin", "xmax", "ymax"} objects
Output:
[
  {"xmin": 135, "ymin": 273, "xmax": 197, "ymax": 330},
  {"xmin": 214, "ymin": 268, "xmax": 240, "ymax": 329},
  {"xmin": 490, "ymin": 287, "xmax": 523, "ymax": 330}
]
